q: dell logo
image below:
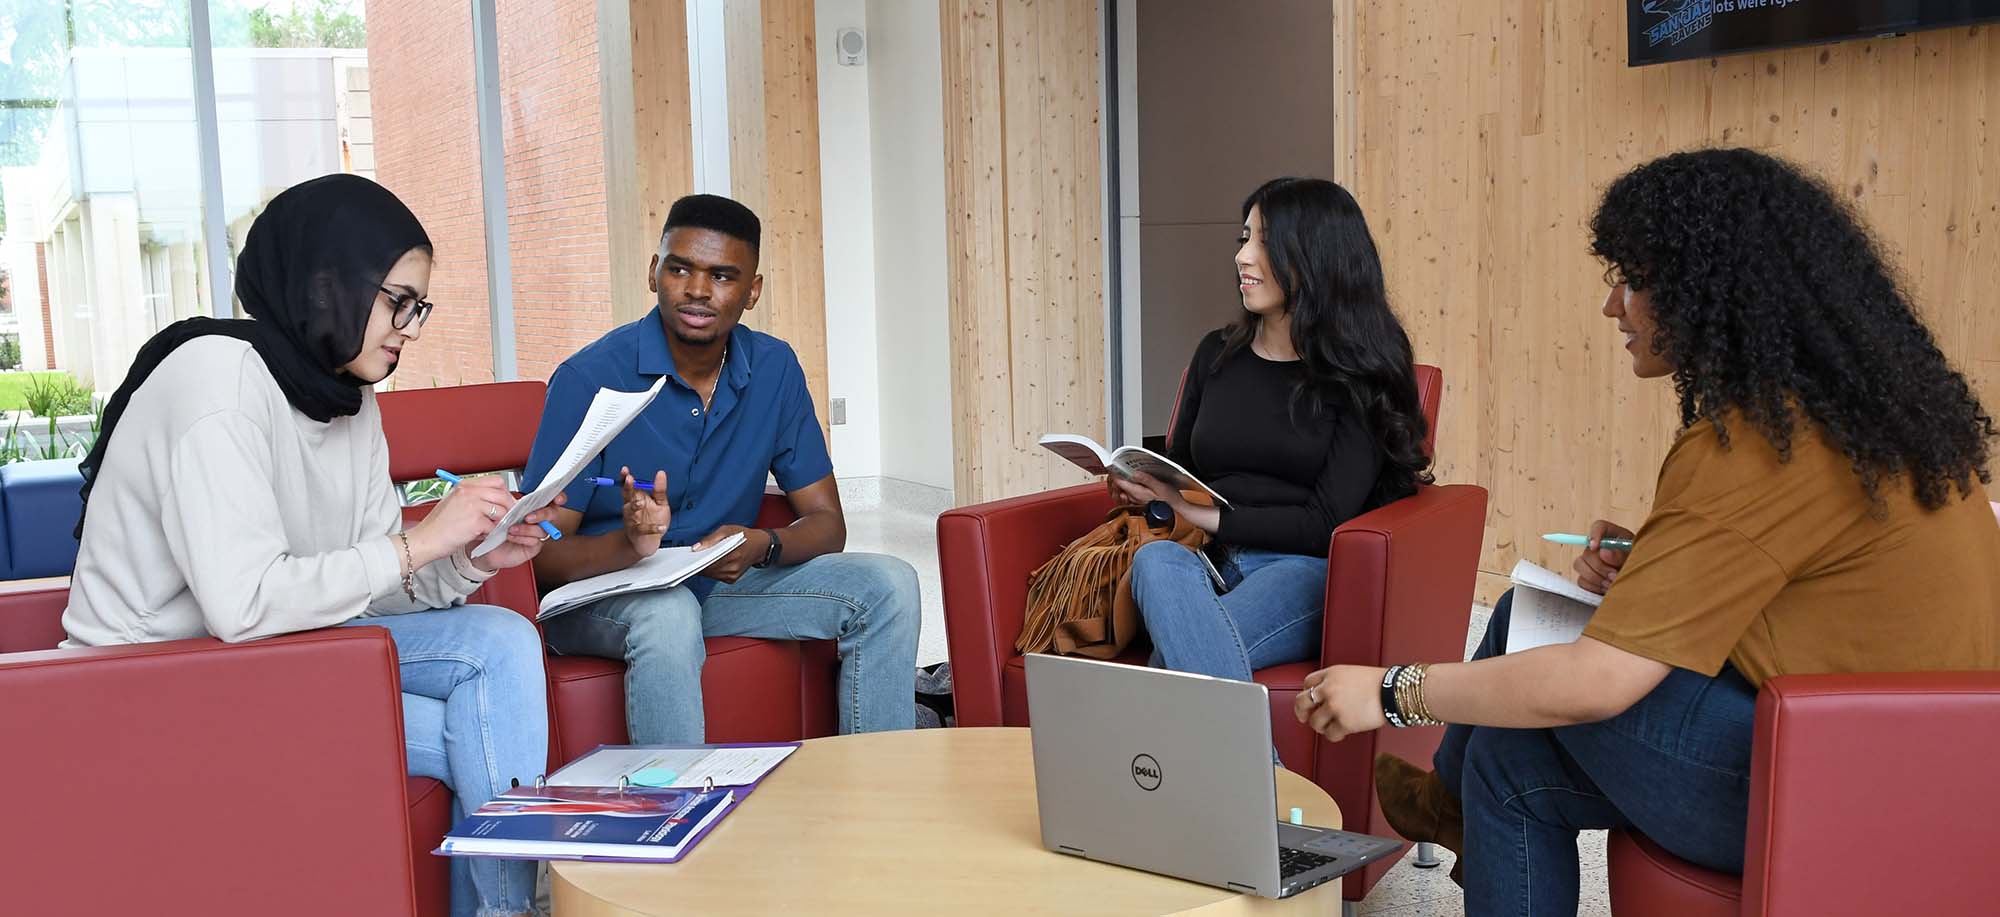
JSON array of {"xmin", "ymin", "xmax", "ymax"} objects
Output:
[{"xmin": 1131, "ymin": 754, "xmax": 1163, "ymax": 791}]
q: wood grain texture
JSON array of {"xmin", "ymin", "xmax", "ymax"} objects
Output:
[
  {"xmin": 551, "ymin": 728, "xmax": 1342, "ymax": 916},
  {"xmin": 620, "ymin": 0, "xmax": 694, "ymax": 326},
  {"xmin": 724, "ymin": 0, "xmax": 829, "ymax": 436},
  {"xmin": 940, "ymin": 0, "xmax": 1108, "ymax": 504},
  {"xmin": 1338, "ymin": 3, "xmax": 2000, "ymax": 591}
]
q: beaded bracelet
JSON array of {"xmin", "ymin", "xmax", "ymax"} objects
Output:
[
  {"xmin": 1393, "ymin": 663, "xmax": 1445, "ymax": 727},
  {"xmin": 1381, "ymin": 663, "xmax": 1445, "ymax": 728},
  {"xmin": 396, "ymin": 532, "xmax": 418, "ymax": 602}
]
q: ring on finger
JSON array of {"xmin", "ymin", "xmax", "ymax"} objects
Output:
[{"xmin": 1307, "ymin": 686, "xmax": 1320, "ymax": 705}]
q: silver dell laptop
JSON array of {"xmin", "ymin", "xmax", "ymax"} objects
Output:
[{"xmin": 1025, "ymin": 653, "xmax": 1406, "ymax": 899}]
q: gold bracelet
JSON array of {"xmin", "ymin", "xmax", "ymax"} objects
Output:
[
  {"xmin": 396, "ymin": 532, "xmax": 418, "ymax": 602},
  {"xmin": 1396, "ymin": 663, "xmax": 1444, "ymax": 727}
]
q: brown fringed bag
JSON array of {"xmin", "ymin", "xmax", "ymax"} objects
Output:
[{"xmin": 1016, "ymin": 495, "xmax": 1212, "ymax": 659}]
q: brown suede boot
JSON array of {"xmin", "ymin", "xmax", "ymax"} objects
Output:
[{"xmin": 1373, "ymin": 753, "xmax": 1466, "ymax": 886}]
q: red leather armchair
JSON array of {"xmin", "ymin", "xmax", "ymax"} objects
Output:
[
  {"xmin": 1609, "ymin": 671, "xmax": 2000, "ymax": 916},
  {"xmin": 0, "ymin": 592, "xmax": 430, "ymax": 917},
  {"xmin": 375, "ymin": 380, "xmax": 840, "ymax": 770},
  {"xmin": 938, "ymin": 365, "xmax": 1489, "ymax": 903}
]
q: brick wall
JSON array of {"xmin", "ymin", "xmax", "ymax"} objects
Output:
[
  {"xmin": 36, "ymin": 243, "xmax": 54, "ymax": 368},
  {"xmin": 364, "ymin": 0, "xmax": 494, "ymax": 388},
  {"xmin": 364, "ymin": 0, "xmax": 618, "ymax": 389},
  {"xmin": 497, "ymin": 0, "xmax": 615, "ymax": 382}
]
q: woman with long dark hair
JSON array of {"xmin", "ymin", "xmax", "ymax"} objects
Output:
[
  {"xmin": 1295, "ymin": 149, "xmax": 1999, "ymax": 916},
  {"xmin": 1113, "ymin": 177, "xmax": 1432, "ymax": 685},
  {"xmin": 62, "ymin": 175, "xmax": 561, "ymax": 917}
]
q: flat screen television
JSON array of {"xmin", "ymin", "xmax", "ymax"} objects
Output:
[{"xmin": 1628, "ymin": 1, "xmax": 2000, "ymax": 66}]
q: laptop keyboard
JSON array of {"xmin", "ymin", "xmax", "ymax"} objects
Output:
[{"xmin": 1279, "ymin": 846, "xmax": 1335, "ymax": 878}]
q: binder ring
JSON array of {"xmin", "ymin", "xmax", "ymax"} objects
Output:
[
  {"xmin": 704, "ymin": 776, "xmax": 715, "ymax": 793},
  {"xmin": 534, "ymin": 775, "xmax": 547, "ymax": 790},
  {"xmin": 618, "ymin": 775, "xmax": 631, "ymax": 793}
]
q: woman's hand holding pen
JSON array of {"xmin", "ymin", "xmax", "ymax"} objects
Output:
[
  {"xmin": 406, "ymin": 474, "xmax": 564, "ymax": 570},
  {"xmin": 407, "ymin": 474, "xmax": 512, "ymax": 567},
  {"xmin": 472, "ymin": 492, "xmax": 568, "ymax": 572},
  {"xmin": 1573, "ymin": 519, "xmax": 1636, "ymax": 595}
]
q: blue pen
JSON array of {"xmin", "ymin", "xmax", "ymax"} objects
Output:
[
  {"xmin": 435, "ymin": 468, "xmax": 563, "ymax": 541},
  {"xmin": 1542, "ymin": 533, "xmax": 1633, "ymax": 552},
  {"xmin": 586, "ymin": 476, "xmax": 656, "ymax": 491}
]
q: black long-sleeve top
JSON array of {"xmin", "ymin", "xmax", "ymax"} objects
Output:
[{"xmin": 1165, "ymin": 329, "xmax": 1385, "ymax": 557}]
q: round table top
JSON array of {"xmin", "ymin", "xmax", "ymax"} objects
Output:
[{"xmin": 550, "ymin": 727, "xmax": 1344, "ymax": 916}]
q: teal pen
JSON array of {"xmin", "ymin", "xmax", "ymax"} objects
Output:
[
  {"xmin": 1542, "ymin": 533, "xmax": 1632, "ymax": 552},
  {"xmin": 435, "ymin": 468, "xmax": 563, "ymax": 541}
]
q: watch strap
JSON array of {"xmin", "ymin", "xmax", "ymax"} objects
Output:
[{"xmin": 755, "ymin": 527, "xmax": 783, "ymax": 568}]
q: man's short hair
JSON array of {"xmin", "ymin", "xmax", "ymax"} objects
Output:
[{"xmin": 661, "ymin": 194, "xmax": 761, "ymax": 254}]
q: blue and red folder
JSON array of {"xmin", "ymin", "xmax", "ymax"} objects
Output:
[{"xmin": 436, "ymin": 742, "xmax": 797, "ymax": 864}]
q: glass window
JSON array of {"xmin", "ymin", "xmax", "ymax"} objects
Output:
[
  {"xmin": 0, "ymin": 0, "xmax": 203, "ymax": 459},
  {"xmin": 207, "ymin": 0, "xmax": 373, "ymax": 291}
]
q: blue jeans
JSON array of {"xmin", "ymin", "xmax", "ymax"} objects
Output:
[
  {"xmin": 542, "ymin": 552, "xmax": 920, "ymax": 743},
  {"xmin": 340, "ymin": 605, "xmax": 548, "ymax": 917},
  {"xmin": 1129, "ymin": 541, "xmax": 1326, "ymax": 682},
  {"xmin": 1433, "ymin": 590, "xmax": 1756, "ymax": 917}
]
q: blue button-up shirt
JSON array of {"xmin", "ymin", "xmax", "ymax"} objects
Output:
[{"xmin": 522, "ymin": 313, "xmax": 832, "ymax": 595}]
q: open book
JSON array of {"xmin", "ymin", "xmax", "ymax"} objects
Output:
[
  {"xmin": 1502, "ymin": 559, "xmax": 1605, "ymax": 653},
  {"xmin": 1038, "ymin": 433, "xmax": 1230, "ymax": 508},
  {"xmin": 536, "ymin": 533, "xmax": 746, "ymax": 620}
]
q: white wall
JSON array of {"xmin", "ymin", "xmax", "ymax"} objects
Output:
[
  {"xmin": 686, "ymin": 0, "xmax": 732, "ymax": 195},
  {"xmin": 864, "ymin": 0, "xmax": 954, "ymax": 493},
  {"xmin": 815, "ymin": 0, "xmax": 883, "ymax": 479}
]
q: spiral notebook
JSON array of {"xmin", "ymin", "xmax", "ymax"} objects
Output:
[{"xmin": 436, "ymin": 742, "xmax": 798, "ymax": 863}]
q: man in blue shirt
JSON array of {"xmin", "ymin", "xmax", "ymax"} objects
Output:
[{"xmin": 523, "ymin": 194, "xmax": 918, "ymax": 743}]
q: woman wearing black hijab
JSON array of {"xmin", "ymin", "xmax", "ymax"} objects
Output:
[{"xmin": 62, "ymin": 175, "xmax": 554, "ymax": 917}]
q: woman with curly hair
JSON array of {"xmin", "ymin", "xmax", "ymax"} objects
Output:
[
  {"xmin": 1111, "ymin": 177, "xmax": 1432, "ymax": 686},
  {"xmin": 1291, "ymin": 149, "xmax": 1999, "ymax": 915}
]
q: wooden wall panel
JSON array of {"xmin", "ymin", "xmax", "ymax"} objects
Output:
[
  {"xmin": 726, "ymin": 0, "xmax": 829, "ymax": 435},
  {"xmin": 1339, "ymin": 3, "xmax": 2000, "ymax": 602},
  {"xmin": 941, "ymin": 0, "xmax": 1107, "ymax": 504},
  {"xmin": 626, "ymin": 0, "xmax": 696, "ymax": 326}
]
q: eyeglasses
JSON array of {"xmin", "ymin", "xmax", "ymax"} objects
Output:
[{"xmin": 380, "ymin": 286, "xmax": 435, "ymax": 330}]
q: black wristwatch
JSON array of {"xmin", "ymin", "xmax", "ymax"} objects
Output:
[{"xmin": 754, "ymin": 527, "xmax": 783, "ymax": 568}]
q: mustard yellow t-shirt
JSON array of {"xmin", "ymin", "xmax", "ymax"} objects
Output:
[{"xmin": 1582, "ymin": 418, "xmax": 2000, "ymax": 688}]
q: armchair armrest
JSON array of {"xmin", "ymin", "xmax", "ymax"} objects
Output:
[
  {"xmin": 1742, "ymin": 672, "xmax": 2000, "ymax": 917},
  {"xmin": 1319, "ymin": 483, "xmax": 1488, "ymax": 669},
  {"xmin": 939, "ymin": 482, "xmax": 1113, "ymax": 726},
  {"xmin": 0, "ymin": 628, "xmax": 422, "ymax": 916}
]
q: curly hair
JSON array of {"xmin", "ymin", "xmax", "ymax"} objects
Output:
[
  {"xmin": 1218, "ymin": 177, "xmax": 1433, "ymax": 508},
  {"xmin": 1589, "ymin": 148, "xmax": 1994, "ymax": 509}
]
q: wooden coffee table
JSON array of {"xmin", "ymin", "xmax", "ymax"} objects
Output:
[{"xmin": 551, "ymin": 727, "xmax": 1345, "ymax": 915}]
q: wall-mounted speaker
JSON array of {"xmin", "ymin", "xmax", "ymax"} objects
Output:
[{"xmin": 836, "ymin": 27, "xmax": 866, "ymax": 66}]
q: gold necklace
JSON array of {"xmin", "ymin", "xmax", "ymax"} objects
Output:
[{"xmin": 699, "ymin": 347, "xmax": 728, "ymax": 411}]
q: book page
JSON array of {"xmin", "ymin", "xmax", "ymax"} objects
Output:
[
  {"xmin": 548, "ymin": 744, "xmax": 797, "ymax": 790},
  {"xmin": 1038, "ymin": 433, "xmax": 1112, "ymax": 475},
  {"xmin": 471, "ymin": 376, "xmax": 667, "ymax": 558},
  {"xmin": 536, "ymin": 534, "xmax": 745, "ymax": 620},
  {"xmin": 1502, "ymin": 559, "xmax": 1603, "ymax": 654}
]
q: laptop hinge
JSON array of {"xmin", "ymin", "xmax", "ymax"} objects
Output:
[{"xmin": 1057, "ymin": 845, "xmax": 1088, "ymax": 857}]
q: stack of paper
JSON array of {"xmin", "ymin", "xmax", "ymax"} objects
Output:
[
  {"xmin": 471, "ymin": 376, "xmax": 668, "ymax": 559},
  {"xmin": 534, "ymin": 534, "xmax": 746, "ymax": 620},
  {"xmin": 1502, "ymin": 559, "xmax": 1605, "ymax": 654}
]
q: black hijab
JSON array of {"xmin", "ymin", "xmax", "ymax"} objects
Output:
[{"xmin": 74, "ymin": 173, "xmax": 431, "ymax": 538}]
